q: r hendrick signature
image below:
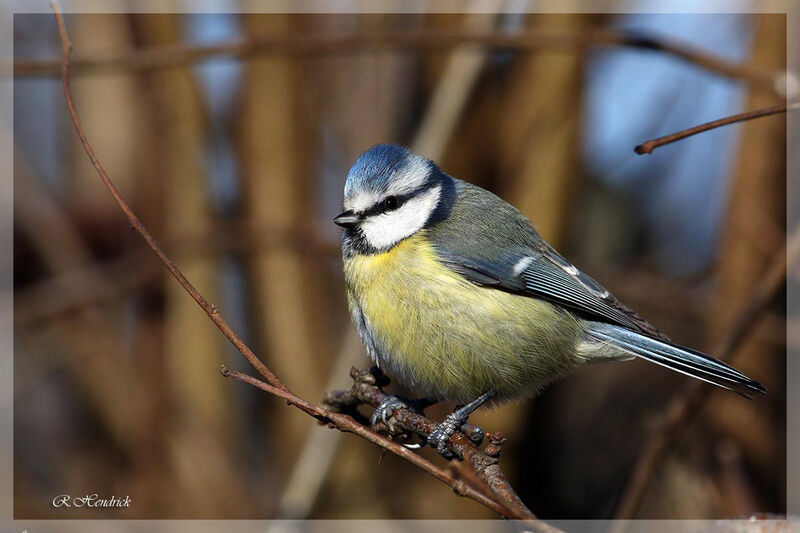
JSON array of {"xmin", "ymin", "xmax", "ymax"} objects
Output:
[{"xmin": 52, "ymin": 494, "xmax": 131, "ymax": 508}]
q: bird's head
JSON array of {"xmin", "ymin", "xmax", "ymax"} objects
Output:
[{"xmin": 336, "ymin": 144, "xmax": 452, "ymax": 253}]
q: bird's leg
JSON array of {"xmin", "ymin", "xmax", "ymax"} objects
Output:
[{"xmin": 428, "ymin": 390, "xmax": 496, "ymax": 458}]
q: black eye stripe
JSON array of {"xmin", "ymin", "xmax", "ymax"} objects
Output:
[
  {"xmin": 361, "ymin": 192, "xmax": 411, "ymax": 216},
  {"xmin": 359, "ymin": 181, "xmax": 438, "ymax": 217}
]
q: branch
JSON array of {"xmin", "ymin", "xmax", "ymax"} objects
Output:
[
  {"xmin": 50, "ymin": 2, "xmax": 284, "ymax": 392},
  {"xmin": 15, "ymin": 25, "xmax": 782, "ymax": 95},
  {"xmin": 634, "ymin": 102, "xmax": 799, "ymax": 155},
  {"xmin": 323, "ymin": 367, "xmax": 537, "ymax": 519},
  {"xmin": 49, "ymin": 4, "xmax": 554, "ymax": 527},
  {"xmin": 613, "ymin": 224, "xmax": 800, "ymax": 521},
  {"xmin": 221, "ymin": 367, "xmax": 555, "ymax": 527}
]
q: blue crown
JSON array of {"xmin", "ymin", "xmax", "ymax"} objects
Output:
[{"xmin": 345, "ymin": 144, "xmax": 425, "ymax": 197}]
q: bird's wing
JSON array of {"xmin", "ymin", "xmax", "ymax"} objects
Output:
[{"xmin": 430, "ymin": 180, "xmax": 668, "ymax": 340}]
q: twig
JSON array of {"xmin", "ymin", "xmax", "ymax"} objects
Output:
[
  {"xmin": 15, "ymin": 26, "xmax": 781, "ymax": 95},
  {"xmin": 50, "ymin": 1, "xmax": 282, "ymax": 391},
  {"xmin": 634, "ymin": 102, "xmax": 799, "ymax": 154},
  {"xmin": 323, "ymin": 367, "xmax": 544, "ymax": 525},
  {"xmin": 224, "ymin": 366, "xmax": 554, "ymax": 528},
  {"xmin": 50, "ymin": 4, "xmax": 553, "ymax": 526},
  {"xmin": 613, "ymin": 224, "xmax": 800, "ymax": 522}
]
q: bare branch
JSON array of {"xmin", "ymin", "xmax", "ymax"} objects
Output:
[
  {"xmin": 224, "ymin": 366, "xmax": 557, "ymax": 529},
  {"xmin": 635, "ymin": 102, "xmax": 799, "ymax": 155},
  {"xmin": 49, "ymin": 1, "xmax": 284, "ymax": 391},
  {"xmin": 324, "ymin": 367, "xmax": 540, "ymax": 522}
]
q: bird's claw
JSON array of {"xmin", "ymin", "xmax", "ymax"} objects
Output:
[
  {"xmin": 428, "ymin": 417, "xmax": 487, "ymax": 458},
  {"xmin": 428, "ymin": 413, "xmax": 463, "ymax": 459},
  {"xmin": 370, "ymin": 395, "xmax": 409, "ymax": 430}
]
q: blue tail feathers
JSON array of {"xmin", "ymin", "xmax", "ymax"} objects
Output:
[{"xmin": 586, "ymin": 322, "xmax": 766, "ymax": 398}]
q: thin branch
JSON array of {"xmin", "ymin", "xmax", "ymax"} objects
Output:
[
  {"xmin": 49, "ymin": 4, "xmax": 553, "ymax": 526},
  {"xmin": 50, "ymin": 1, "xmax": 283, "ymax": 391},
  {"xmin": 634, "ymin": 102, "xmax": 799, "ymax": 155},
  {"xmin": 323, "ymin": 367, "xmax": 541, "ymax": 521},
  {"xmin": 613, "ymin": 224, "xmax": 800, "ymax": 522},
  {"xmin": 15, "ymin": 25, "xmax": 781, "ymax": 95},
  {"xmin": 223, "ymin": 366, "xmax": 539, "ymax": 524}
]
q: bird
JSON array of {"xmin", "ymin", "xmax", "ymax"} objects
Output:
[{"xmin": 334, "ymin": 143, "xmax": 765, "ymax": 456}]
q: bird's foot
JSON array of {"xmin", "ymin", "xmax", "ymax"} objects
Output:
[
  {"xmin": 428, "ymin": 413, "xmax": 469, "ymax": 459},
  {"xmin": 428, "ymin": 390, "xmax": 496, "ymax": 458},
  {"xmin": 370, "ymin": 395, "xmax": 409, "ymax": 431},
  {"xmin": 427, "ymin": 419, "xmax": 485, "ymax": 458}
]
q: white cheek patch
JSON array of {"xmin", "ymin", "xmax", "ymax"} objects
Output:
[{"xmin": 360, "ymin": 185, "xmax": 441, "ymax": 250}]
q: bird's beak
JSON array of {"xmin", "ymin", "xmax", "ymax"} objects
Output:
[{"xmin": 333, "ymin": 211, "xmax": 360, "ymax": 228}]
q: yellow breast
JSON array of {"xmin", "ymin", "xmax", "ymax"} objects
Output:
[{"xmin": 344, "ymin": 233, "xmax": 584, "ymax": 402}]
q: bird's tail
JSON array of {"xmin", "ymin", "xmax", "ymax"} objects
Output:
[{"xmin": 586, "ymin": 321, "xmax": 766, "ymax": 398}]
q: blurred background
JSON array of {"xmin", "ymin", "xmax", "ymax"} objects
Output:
[{"xmin": 11, "ymin": 8, "xmax": 789, "ymax": 521}]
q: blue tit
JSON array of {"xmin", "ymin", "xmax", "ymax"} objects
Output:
[{"xmin": 334, "ymin": 143, "xmax": 765, "ymax": 455}]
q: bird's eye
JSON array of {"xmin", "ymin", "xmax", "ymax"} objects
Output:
[{"xmin": 383, "ymin": 196, "xmax": 400, "ymax": 211}]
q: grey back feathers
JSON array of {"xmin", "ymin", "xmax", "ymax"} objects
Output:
[{"xmin": 429, "ymin": 180, "xmax": 667, "ymax": 340}]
